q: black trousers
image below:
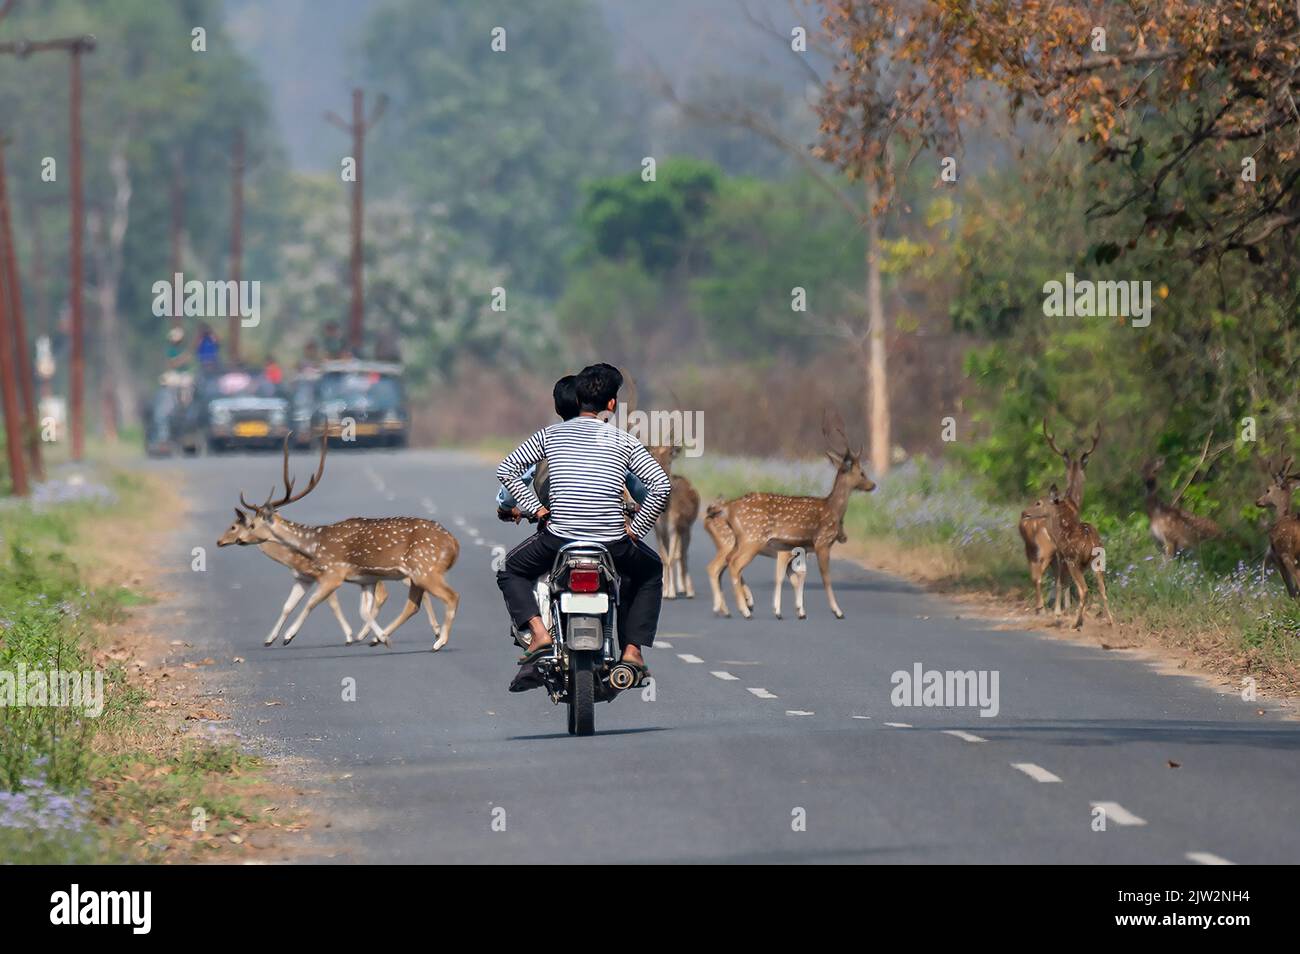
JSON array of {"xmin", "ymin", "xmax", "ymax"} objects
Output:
[{"xmin": 496, "ymin": 528, "xmax": 663, "ymax": 649}]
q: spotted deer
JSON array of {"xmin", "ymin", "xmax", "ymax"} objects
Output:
[
  {"xmin": 1142, "ymin": 435, "xmax": 1226, "ymax": 558},
  {"xmin": 1020, "ymin": 484, "xmax": 1114, "ymax": 629},
  {"xmin": 723, "ymin": 413, "xmax": 874, "ymax": 620},
  {"xmin": 704, "ymin": 496, "xmax": 836, "ymax": 619},
  {"xmin": 1019, "ymin": 419, "xmax": 1099, "ymax": 616},
  {"xmin": 217, "ymin": 508, "xmax": 392, "ymax": 645},
  {"xmin": 647, "ymin": 436, "xmax": 700, "ymax": 599},
  {"xmin": 1255, "ymin": 456, "xmax": 1300, "ymax": 598},
  {"xmin": 238, "ymin": 437, "xmax": 460, "ymax": 649}
]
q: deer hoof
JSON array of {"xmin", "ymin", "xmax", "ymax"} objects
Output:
[
  {"xmin": 774, "ymin": 613, "xmax": 782, "ymax": 620},
  {"xmin": 798, "ymin": 613, "xmax": 807, "ymax": 620}
]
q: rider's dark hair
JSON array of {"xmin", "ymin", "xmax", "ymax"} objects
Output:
[
  {"xmin": 576, "ymin": 363, "xmax": 622, "ymax": 413},
  {"xmin": 553, "ymin": 375, "xmax": 580, "ymax": 420}
]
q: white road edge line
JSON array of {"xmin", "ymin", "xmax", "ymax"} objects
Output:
[
  {"xmin": 942, "ymin": 730, "xmax": 986, "ymax": 743},
  {"xmin": 677, "ymin": 653, "xmax": 703, "ymax": 664},
  {"xmin": 747, "ymin": 687, "xmax": 778, "ymax": 699},
  {"xmin": 1186, "ymin": 851, "xmax": 1236, "ymax": 865},
  {"xmin": 710, "ymin": 671, "xmax": 738, "ymax": 681},
  {"xmin": 1091, "ymin": 801, "xmax": 1147, "ymax": 826},
  {"xmin": 1011, "ymin": 762, "xmax": 1061, "ymax": 783}
]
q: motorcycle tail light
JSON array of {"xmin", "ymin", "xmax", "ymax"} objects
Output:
[{"xmin": 568, "ymin": 568, "xmax": 600, "ymax": 593}]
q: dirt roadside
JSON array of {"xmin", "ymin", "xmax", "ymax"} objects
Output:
[{"xmin": 75, "ymin": 467, "xmax": 322, "ymax": 862}]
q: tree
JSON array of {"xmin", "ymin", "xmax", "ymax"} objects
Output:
[{"xmin": 361, "ymin": 0, "xmax": 633, "ymax": 298}]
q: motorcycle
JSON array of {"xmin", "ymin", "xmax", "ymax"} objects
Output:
[{"xmin": 521, "ymin": 540, "xmax": 639, "ymax": 736}]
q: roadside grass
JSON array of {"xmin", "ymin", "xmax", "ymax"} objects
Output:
[
  {"xmin": 0, "ymin": 464, "xmax": 281, "ymax": 862},
  {"xmin": 679, "ymin": 456, "xmax": 1300, "ymax": 692}
]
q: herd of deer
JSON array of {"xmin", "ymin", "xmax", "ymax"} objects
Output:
[
  {"xmin": 214, "ymin": 407, "xmax": 1300, "ymax": 650},
  {"xmin": 1019, "ymin": 417, "xmax": 1300, "ymax": 628}
]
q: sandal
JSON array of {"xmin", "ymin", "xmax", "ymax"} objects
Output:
[{"xmin": 517, "ymin": 643, "xmax": 554, "ymax": 665}]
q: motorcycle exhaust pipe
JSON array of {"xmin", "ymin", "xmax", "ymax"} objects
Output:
[{"xmin": 608, "ymin": 663, "xmax": 637, "ymax": 692}]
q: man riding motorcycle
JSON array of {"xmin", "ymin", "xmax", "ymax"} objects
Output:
[{"xmin": 495, "ymin": 364, "xmax": 670, "ymax": 690}]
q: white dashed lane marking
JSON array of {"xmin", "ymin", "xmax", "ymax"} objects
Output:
[
  {"xmin": 851, "ymin": 715, "xmax": 871, "ymax": 720},
  {"xmin": 785, "ymin": 710, "xmax": 814, "ymax": 717},
  {"xmin": 1186, "ymin": 851, "xmax": 1235, "ymax": 865},
  {"xmin": 677, "ymin": 653, "xmax": 703, "ymax": 664},
  {"xmin": 1011, "ymin": 763, "xmax": 1062, "ymax": 783},
  {"xmin": 656, "ymin": 640, "xmax": 673, "ymax": 649},
  {"xmin": 710, "ymin": 671, "xmax": 738, "ymax": 681},
  {"xmin": 942, "ymin": 730, "xmax": 986, "ymax": 743},
  {"xmin": 1091, "ymin": 801, "xmax": 1146, "ymax": 826},
  {"xmin": 883, "ymin": 721, "xmax": 912, "ymax": 728},
  {"xmin": 747, "ymin": 688, "xmax": 778, "ymax": 699}
]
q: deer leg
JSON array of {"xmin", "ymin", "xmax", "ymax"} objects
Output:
[
  {"xmin": 816, "ymin": 546, "xmax": 845, "ymax": 619},
  {"xmin": 792, "ymin": 562, "xmax": 807, "ymax": 620},
  {"xmin": 727, "ymin": 542, "xmax": 765, "ymax": 620},
  {"xmin": 1066, "ymin": 562, "xmax": 1088, "ymax": 630},
  {"xmin": 328, "ymin": 590, "xmax": 356, "ymax": 644},
  {"xmin": 372, "ymin": 584, "xmax": 425, "ymax": 647},
  {"xmin": 1029, "ymin": 555, "xmax": 1045, "ymax": 614},
  {"xmin": 707, "ymin": 543, "xmax": 732, "ymax": 617},
  {"xmin": 420, "ymin": 576, "xmax": 459, "ymax": 651},
  {"xmin": 1092, "ymin": 568, "xmax": 1115, "ymax": 626},
  {"xmin": 772, "ymin": 551, "xmax": 790, "ymax": 619},
  {"xmin": 354, "ymin": 583, "xmax": 383, "ymax": 642},
  {"xmin": 678, "ymin": 526, "xmax": 694, "ymax": 598},
  {"xmin": 657, "ymin": 522, "xmax": 674, "ymax": 598},
  {"xmin": 1052, "ymin": 554, "xmax": 1065, "ymax": 617},
  {"xmin": 281, "ymin": 573, "xmax": 346, "ymax": 645},
  {"xmin": 265, "ymin": 577, "xmax": 309, "ymax": 646},
  {"xmin": 1279, "ymin": 553, "xmax": 1300, "ymax": 598},
  {"xmin": 743, "ymin": 578, "xmax": 754, "ymax": 609}
]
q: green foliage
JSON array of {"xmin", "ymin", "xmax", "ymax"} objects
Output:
[
  {"xmin": 362, "ymin": 0, "xmax": 631, "ymax": 297},
  {"xmin": 577, "ymin": 158, "xmax": 721, "ymax": 274}
]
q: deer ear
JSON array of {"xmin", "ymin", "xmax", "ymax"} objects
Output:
[
  {"xmin": 1048, "ymin": 482, "xmax": 1061, "ymax": 501},
  {"xmin": 234, "ymin": 508, "xmax": 246, "ymax": 525}
]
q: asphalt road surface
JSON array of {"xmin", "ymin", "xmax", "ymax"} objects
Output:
[{"xmin": 146, "ymin": 448, "xmax": 1299, "ymax": 864}]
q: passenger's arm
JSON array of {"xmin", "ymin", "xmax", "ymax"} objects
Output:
[
  {"xmin": 626, "ymin": 443, "xmax": 671, "ymax": 539},
  {"xmin": 497, "ymin": 433, "xmax": 546, "ymax": 517}
]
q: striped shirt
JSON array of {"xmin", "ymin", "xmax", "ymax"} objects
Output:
[{"xmin": 497, "ymin": 415, "xmax": 671, "ymax": 542}]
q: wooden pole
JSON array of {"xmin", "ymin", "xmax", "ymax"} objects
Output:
[
  {"xmin": 0, "ymin": 220, "xmax": 28, "ymax": 495},
  {"xmin": 348, "ymin": 89, "xmax": 364, "ymax": 354},
  {"xmin": 68, "ymin": 43, "xmax": 87, "ymax": 459},
  {"xmin": 0, "ymin": 139, "xmax": 42, "ymax": 479},
  {"xmin": 228, "ymin": 128, "xmax": 244, "ymax": 364}
]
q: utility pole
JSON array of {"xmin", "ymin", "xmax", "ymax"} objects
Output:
[
  {"xmin": 0, "ymin": 138, "xmax": 42, "ymax": 479},
  {"xmin": 326, "ymin": 89, "xmax": 385, "ymax": 355},
  {"xmin": 0, "ymin": 207, "xmax": 27, "ymax": 495},
  {"xmin": 228, "ymin": 127, "xmax": 244, "ymax": 364},
  {"xmin": 0, "ymin": 36, "xmax": 97, "ymax": 460}
]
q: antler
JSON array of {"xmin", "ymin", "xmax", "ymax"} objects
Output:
[
  {"xmin": 822, "ymin": 407, "xmax": 851, "ymax": 458},
  {"xmin": 1042, "ymin": 417, "xmax": 1065, "ymax": 458},
  {"xmin": 269, "ymin": 433, "xmax": 328, "ymax": 509},
  {"xmin": 1170, "ymin": 432, "xmax": 1212, "ymax": 506},
  {"xmin": 1084, "ymin": 421, "xmax": 1101, "ymax": 458}
]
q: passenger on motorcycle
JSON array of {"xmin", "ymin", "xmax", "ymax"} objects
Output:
[{"xmin": 496, "ymin": 364, "xmax": 670, "ymax": 689}]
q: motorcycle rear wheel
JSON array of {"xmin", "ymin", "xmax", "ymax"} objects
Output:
[{"xmin": 568, "ymin": 652, "xmax": 596, "ymax": 736}]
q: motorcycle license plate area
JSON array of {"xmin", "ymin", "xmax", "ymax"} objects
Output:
[{"xmin": 560, "ymin": 592, "xmax": 608, "ymax": 615}]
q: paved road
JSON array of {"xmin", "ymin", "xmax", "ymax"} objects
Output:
[{"xmin": 146, "ymin": 448, "xmax": 1299, "ymax": 864}]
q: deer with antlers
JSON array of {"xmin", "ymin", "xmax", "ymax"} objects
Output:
[
  {"xmin": 704, "ymin": 496, "xmax": 839, "ymax": 619},
  {"xmin": 648, "ymin": 436, "xmax": 701, "ymax": 600},
  {"xmin": 237, "ymin": 437, "xmax": 460, "ymax": 649},
  {"xmin": 218, "ymin": 506, "xmax": 393, "ymax": 646},
  {"xmin": 1142, "ymin": 434, "xmax": 1226, "ymax": 559},
  {"xmin": 1020, "ymin": 483, "xmax": 1115, "ymax": 629},
  {"xmin": 1256, "ymin": 455, "xmax": 1300, "ymax": 598},
  {"xmin": 1019, "ymin": 419, "xmax": 1099, "ymax": 616},
  {"xmin": 722, "ymin": 413, "xmax": 874, "ymax": 620}
]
